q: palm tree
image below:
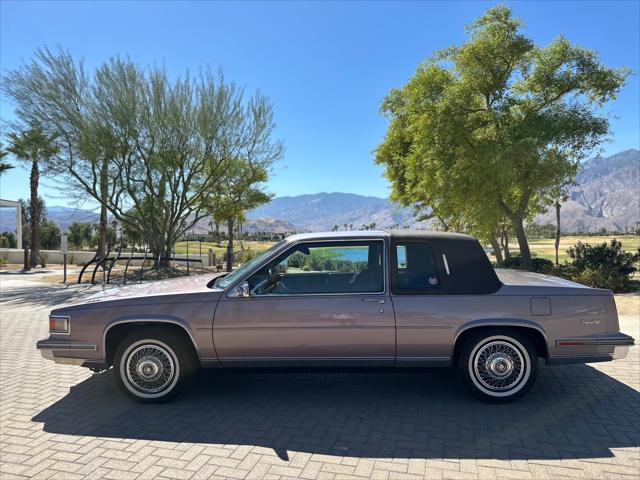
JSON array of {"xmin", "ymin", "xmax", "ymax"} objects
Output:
[
  {"xmin": 7, "ymin": 128, "xmax": 58, "ymax": 268},
  {"xmin": 554, "ymin": 192, "xmax": 569, "ymax": 265},
  {"xmin": 0, "ymin": 146, "xmax": 13, "ymax": 175}
]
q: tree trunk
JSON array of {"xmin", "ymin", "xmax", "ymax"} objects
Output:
[
  {"xmin": 512, "ymin": 217, "xmax": 532, "ymax": 270},
  {"xmin": 554, "ymin": 200, "xmax": 561, "ymax": 266},
  {"xmin": 156, "ymin": 236, "xmax": 173, "ymax": 270},
  {"xmin": 97, "ymin": 157, "xmax": 109, "ymax": 258},
  {"xmin": 489, "ymin": 235, "xmax": 503, "ymax": 267},
  {"xmin": 226, "ymin": 217, "xmax": 234, "ymax": 272},
  {"xmin": 28, "ymin": 160, "xmax": 40, "ymax": 268},
  {"xmin": 238, "ymin": 219, "xmax": 244, "ymax": 250},
  {"xmin": 502, "ymin": 227, "xmax": 511, "ymax": 259}
]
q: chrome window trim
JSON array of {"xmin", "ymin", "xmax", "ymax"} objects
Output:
[
  {"xmin": 224, "ymin": 237, "xmax": 389, "ymax": 298},
  {"xmin": 49, "ymin": 315, "xmax": 71, "ymax": 335},
  {"xmin": 442, "ymin": 253, "xmax": 450, "ymax": 275}
]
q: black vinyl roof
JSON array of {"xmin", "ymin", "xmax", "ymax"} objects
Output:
[
  {"xmin": 387, "ymin": 230, "xmax": 502, "ymax": 294},
  {"xmin": 386, "ymin": 229, "xmax": 476, "ymax": 242}
]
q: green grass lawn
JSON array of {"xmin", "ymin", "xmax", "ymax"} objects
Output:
[
  {"xmin": 523, "ymin": 235, "xmax": 640, "ymax": 263},
  {"xmin": 173, "ymin": 240, "xmax": 276, "ymax": 256}
]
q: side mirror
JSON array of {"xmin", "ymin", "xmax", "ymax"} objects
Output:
[{"xmin": 229, "ymin": 281, "xmax": 251, "ymax": 298}]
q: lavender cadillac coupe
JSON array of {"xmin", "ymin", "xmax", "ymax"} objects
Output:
[{"xmin": 37, "ymin": 231, "xmax": 634, "ymax": 403}]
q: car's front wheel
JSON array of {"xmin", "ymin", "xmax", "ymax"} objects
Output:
[
  {"xmin": 458, "ymin": 330, "xmax": 538, "ymax": 403},
  {"xmin": 113, "ymin": 328, "xmax": 196, "ymax": 403}
]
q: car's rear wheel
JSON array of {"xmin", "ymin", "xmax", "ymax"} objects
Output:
[
  {"xmin": 113, "ymin": 328, "xmax": 196, "ymax": 403},
  {"xmin": 458, "ymin": 330, "xmax": 538, "ymax": 403}
]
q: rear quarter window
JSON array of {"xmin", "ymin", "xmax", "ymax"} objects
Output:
[
  {"xmin": 392, "ymin": 242, "xmax": 442, "ymax": 293},
  {"xmin": 390, "ymin": 236, "xmax": 502, "ymax": 295}
]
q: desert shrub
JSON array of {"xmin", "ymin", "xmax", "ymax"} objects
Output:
[
  {"xmin": 286, "ymin": 251, "xmax": 306, "ymax": 268},
  {"xmin": 322, "ymin": 259, "xmax": 336, "ymax": 271},
  {"xmin": 501, "ymin": 255, "xmax": 554, "ymax": 274},
  {"xmin": 565, "ymin": 239, "xmax": 640, "ymax": 291},
  {"xmin": 306, "ymin": 250, "xmax": 329, "ymax": 271},
  {"xmin": 38, "ymin": 251, "xmax": 48, "ymax": 268},
  {"xmin": 0, "ymin": 231, "xmax": 17, "ymax": 248},
  {"xmin": 237, "ymin": 248, "xmax": 258, "ymax": 264},
  {"xmin": 335, "ymin": 260, "xmax": 357, "ymax": 272}
]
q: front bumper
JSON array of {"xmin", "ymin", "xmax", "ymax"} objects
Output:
[
  {"xmin": 36, "ymin": 339, "xmax": 98, "ymax": 367},
  {"xmin": 548, "ymin": 332, "xmax": 635, "ymax": 365}
]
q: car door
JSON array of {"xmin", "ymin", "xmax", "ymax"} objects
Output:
[
  {"xmin": 391, "ymin": 240, "xmax": 453, "ymax": 366},
  {"xmin": 213, "ymin": 239, "xmax": 395, "ymax": 367}
]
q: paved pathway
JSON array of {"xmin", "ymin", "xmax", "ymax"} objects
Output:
[{"xmin": 1, "ymin": 276, "xmax": 639, "ymax": 479}]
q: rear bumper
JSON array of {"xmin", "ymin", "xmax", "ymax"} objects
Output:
[
  {"xmin": 555, "ymin": 332, "xmax": 635, "ymax": 348},
  {"xmin": 547, "ymin": 332, "xmax": 634, "ymax": 365}
]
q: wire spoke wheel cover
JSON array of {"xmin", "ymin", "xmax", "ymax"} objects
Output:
[
  {"xmin": 468, "ymin": 335, "xmax": 531, "ymax": 398},
  {"xmin": 121, "ymin": 340, "xmax": 180, "ymax": 398}
]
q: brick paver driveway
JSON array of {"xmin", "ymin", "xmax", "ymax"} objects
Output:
[{"xmin": 1, "ymin": 277, "xmax": 639, "ymax": 479}]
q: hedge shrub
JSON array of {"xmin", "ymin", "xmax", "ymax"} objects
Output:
[
  {"xmin": 501, "ymin": 255, "xmax": 555, "ymax": 274},
  {"xmin": 565, "ymin": 239, "xmax": 640, "ymax": 292}
]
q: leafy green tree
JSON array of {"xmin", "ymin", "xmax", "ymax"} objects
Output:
[
  {"xmin": 0, "ymin": 48, "xmax": 113, "ymax": 255},
  {"xmin": 205, "ymin": 95, "xmax": 283, "ymax": 271},
  {"xmin": 40, "ymin": 219, "xmax": 61, "ymax": 250},
  {"xmin": 211, "ymin": 175, "xmax": 274, "ymax": 272},
  {"xmin": 6, "ymin": 129, "xmax": 58, "ymax": 267},
  {"xmin": 375, "ymin": 6, "xmax": 628, "ymax": 269},
  {"xmin": 0, "ymin": 231, "xmax": 17, "ymax": 248},
  {"xmin": 2, "ymin": 49, "xmax": 282, "ymax": 264},
  {"xmin": 68, "ymin": 221, "xmax": 93, "ymax": 249}
]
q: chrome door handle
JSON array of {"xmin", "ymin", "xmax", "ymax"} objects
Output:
[{"xmin": 362, "ymin": 298, "xmax": 385, "ymax": 304}]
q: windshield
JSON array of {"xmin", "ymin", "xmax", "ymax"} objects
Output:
[{"xmin": 213, "ymin": 240, "xmax": 287, "ymax": 289}]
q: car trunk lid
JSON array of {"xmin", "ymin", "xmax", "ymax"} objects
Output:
[{"xmin": 494, "ymin": 269, "xmax": 611, "ymax": 296}]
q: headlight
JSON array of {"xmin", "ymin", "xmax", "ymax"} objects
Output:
[{"xmin": 49, "ymin": 315, "xmax": 70, "ymax": 334}]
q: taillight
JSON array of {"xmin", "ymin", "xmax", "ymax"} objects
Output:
[{"xmin": 49, "ymin": 316, "xmax": 70, "ymax": 334}]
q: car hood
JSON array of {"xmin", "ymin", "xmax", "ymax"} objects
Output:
[{"xmin": 55, "ymin": 275, "xmax": 224, "ymax": 312}]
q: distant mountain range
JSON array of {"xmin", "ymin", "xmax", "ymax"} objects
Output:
[
  {"xmin": 0, "ymin": 205, "xmax": 99, "ymax": 232},
  {"xmin": 1, "ymin": 149, "xmax": 638, "ymax": 234},
  {"xmin": 247, "ymin": 192, "xmax": 427, "ymax": 232},
  {"xmin": 535, "ymin": 149, "xmax": 639, "ymax": 232}
]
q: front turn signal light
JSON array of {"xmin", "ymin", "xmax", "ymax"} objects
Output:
[{"xmin": 49, "ymin": 316, "xmax": 70, "ymax": 334}]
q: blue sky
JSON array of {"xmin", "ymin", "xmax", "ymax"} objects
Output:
[{"xmin": 1, "ymin": 0, "xmax": 638, "ymax": 208}]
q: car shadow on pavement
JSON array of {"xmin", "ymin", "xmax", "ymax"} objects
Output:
[{"xmin": 33, "ymin": 364, "xmax": 639, "ymax": 461}]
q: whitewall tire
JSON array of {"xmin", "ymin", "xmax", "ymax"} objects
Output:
[
  {"xmin": 458, "ymin": 330, "xmax": 538, "ymax": 403},
  {"xmin": 113, "ymin": 328, "xmax": 196, "ymax": 403}
]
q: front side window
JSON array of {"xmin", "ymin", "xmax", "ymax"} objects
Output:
[
  {"xmin": 393, "ymin": 242, "xmax": 440, "ymax": 292},
  {"xmin": 215, "ymin": 240, "xmax": 286, "ymax": 289},
  {"xmin": 246, "ymin": 241, "xmax": 384, "ymax": 295}
]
